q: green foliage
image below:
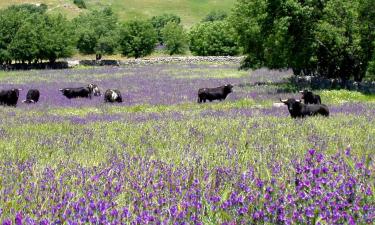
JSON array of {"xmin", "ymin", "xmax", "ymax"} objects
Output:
[
  {"xmin": 38, "ymin": 14, "xmax": 75, "ymax": 63},
  {"xmin": 149, "ymin": 14, "xmax": 181, "ymax": 43},
  {"xmin": 8, "ymin": 16, "xmax": 40, "ymax": 63},
  {"xmin": 0, "ymin": 4, "xmax": 73, "ymax": 64},
  {"xmin": 118, "ymin": 20, "xmax": 157, "ymax": 58},
  {"xmin": 189, "ymin": 21, "xmax": 239, "ymax": 56},
  {"xmin": 231, "ymin": 0, "xmax": 375, "ymax": 82},
  {"xmin": 73, "ymin": 7, "xmax": 119, "ymax": 59},
  {"xmin": 202, "ymin": 10, "xmax": 228, "ymax": 22},
  {"xmin": 73, "ymin": 0, "xmax": 86, "ymax": 9},
  {"xmin": 161, "ymin": 22, "xmax": 188, "ymax": 55},
  {"xmin": 0, "ymin": 4, "xmax": 46, "ymax": 63}
]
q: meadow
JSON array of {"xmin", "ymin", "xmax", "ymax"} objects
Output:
[{"xmin": 0, "ymin": 62, "xmax": 374, "ymax": 224}]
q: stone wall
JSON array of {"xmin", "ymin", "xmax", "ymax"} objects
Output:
[
  {"xmin": 291, "ymin": 76, "xmax": 375, "ymax": 94},
  {"xmin": 76, "ymin": 56, "xmax": 243, "ymax": 67}
]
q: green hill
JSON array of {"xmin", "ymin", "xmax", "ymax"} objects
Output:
[{"xmin": 0, "ymin": 0, "xmax": 236, "ymax": 26}]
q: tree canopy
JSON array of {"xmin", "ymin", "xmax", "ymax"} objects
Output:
[{"xmin": 231, "ymin": 0, "xmax": 375, "ymax": 81}]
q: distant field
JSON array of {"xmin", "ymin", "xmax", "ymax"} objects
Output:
[{"xmin": 0, "ymin": 0, "xmax": 236, "ymax": 26}]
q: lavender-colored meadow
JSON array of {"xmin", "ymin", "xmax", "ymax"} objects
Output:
[{"xmin": 0, "ymin": 62, "xmax": 374, "ymax": 224}]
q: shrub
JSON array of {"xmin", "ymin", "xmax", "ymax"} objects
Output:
[
  {"xmin": 189, "ymin": 21, "xmax": 239, "ymax": 56},
  {"xmin": 73, "ymin": 0, "xmax": 86, "ymax": 9},
  {"xmin": 161, "ymin": 22, "xmax": 188, "ymax": 55},
  {"xmin": 119, "ymin": 20, "xmax": 157, "ymax": 58},
  {"xmin": 202, "ymin": 10, "xmax": 228, "ymax": 22}
]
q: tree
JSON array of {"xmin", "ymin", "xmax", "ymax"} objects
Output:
[
  {"xmin": 0, "ymin": 4, "xmax": 47, "ymax": 64},
  {"xmin": 202, "ymin": 10, "xmax": 228, "ymax": 22},
  {"xmin": 8, "ymin": 16, "xmax": 40, "ymax": 64},
  {"xmin": 231, "ymin": 0, "xmax": 375, "ymax": 81},
  {"xmin": 189, "ymin": 21, "xmax": 239, "ymax": 56},
  {"xmin": 359, "ymin": 0, "xmax": 375, "ymax": 80},
  {"xmin": 149, "ymin": 14, "xmax": 181, "ymax": 44},
  {"xmin": 73, "ymin": 7, "xmax": 119, "ymax": 60},
  {"xmin": 161, "ymin": 22, "xmax": 188, "ymax": 55},
  {"xmin": 38, "ymin": 14, "xmax": 75, "ymax": 63},
  {"xmin": 118, "ymin": 20, "xmax": 157, "ymax": 58}
]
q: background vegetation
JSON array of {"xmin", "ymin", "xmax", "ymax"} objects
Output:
[{"xmin": 0, "ymin": 0, "xmax": 374, "ymax": 81}]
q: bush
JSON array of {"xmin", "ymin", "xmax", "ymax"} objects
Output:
[
  {"xmin": 161, "ymin": 22, "xmax": 188, "ymax": 55},
  {"xmin": 73, "ymin": 0, "xmax": 86, "ymax": 9},
  {"xmin": 149, "ymin": 14, "xmax": 181, "ymax": 44},
  {"xmin": 119, "ymin": 20, "xmax": 157, "ymax": 58},
  {"xmin": 202, "ymin": 10, "xmax": 228, "ymax": 22},
  {"xmin": 189, "ymin": 21, "xmax": 239, "ymax": 56}
]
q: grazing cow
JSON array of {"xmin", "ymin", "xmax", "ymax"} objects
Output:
[
  {"xmin": 88, "ymin": 84, "xmax": 101, "ymax": 96},
  {"xmin": 197, "ymin": 84, "xmax": 233, "ymax": 103},
  {"xmin": 0, "ymin": 88, "xmax": 21, "ymax": 106},
  {"xmin": 22, "ymin": 89, "xmax": 40, "ymax": 103},
  {"xmin": 59, "ymin": 86, "xmax": 93, "ymax": 99},
  {"xmin": 104, "ymin": 89, "xmax": 122, "ymax": 103},
  {"xmin": 280, "ymin": 98, "xmax": 329, "ymax": 118},
  {"xmin": 299, "ymin": 90, "xmax": 321, "ymax": 104}
]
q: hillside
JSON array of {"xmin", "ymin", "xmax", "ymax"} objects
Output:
[{"xmin": 0, "ymin": 0, "xmax": 236, "ymax": 26}]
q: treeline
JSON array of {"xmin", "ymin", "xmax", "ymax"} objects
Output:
[
  {"xmin": 1, "ymin": 1, "xmax": 374, "ymax": 81},
  {"xmin": 0, "ymin": 4, "xmax": 238, "ymax": 65}
]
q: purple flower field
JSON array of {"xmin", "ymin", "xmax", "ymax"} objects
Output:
[{"xmin": 0, "ymin": 62, "xmax": 374, "ymax": 224}]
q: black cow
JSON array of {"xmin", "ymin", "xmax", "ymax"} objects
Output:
[
  {"xmin": 197, "ymin": 84, "xmax": 233, "ymax": 103},
  {"xmin": 22, "ymin": 89, "xmax": 40, "ymax": 103},
  {"xmin": 280, "ymin": 98, "xmax": 329, "ymax": 118},
  {"xmin": 104, "ymin": 89, "xmax": 122, "ymax": 103},
  {"xmin": 88, "ymin": 84, "xmax": 101, "ymax": 96},
  {"xmin": 299, "ymin": 90, "xmax": 321, "ymax": 104},
  {"xmin": 59, "ymin": 86, "xmax": 93, "ymax": 99},
  {"xmin": 0, "ymin": 88, "xmax": 21, "ymax": 106}
]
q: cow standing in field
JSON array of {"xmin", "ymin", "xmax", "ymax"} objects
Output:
[
  {"xmin": 88, "ymin": 84, "xmax": 101, "ymax": 96},
  {"xmin": 280, "ymin": 98, "xmax": 329, "ymax": 118},
  {"xmin": 59, "ymin": 85, "xmax": 94, "ymax": 99},
  {"xmin": 104, "ymin": 89, "xmax": 122, "ymax": 103},
  {"xmin": 0, "ymin": 88, "xmax": 21, "ymax": 106},
  {"xmin": 197, "ymin": 84, "xmax": 233, "ymax": 103},
  {"xmin": 299, "ymin": 90, "xmax": 321, "ymax": 104},
  {"xmin": 22, "ymin": 89, "xmax": 40, "ymax": 103}
]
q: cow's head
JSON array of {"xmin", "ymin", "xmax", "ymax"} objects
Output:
[
  {"xmin": 280, "ymin": 98, "xmax": 302, "ymax": 112},
  {"xmin": 224, "ymin": 84, "xmax": 234, "ymax": 93},
  {"xmin": 299, "ymin": 90, "xmax": 313, "ymax": 100},
  {"xmin": 11, "ymin": 89, "xmax": 21, "ymax": 98}
]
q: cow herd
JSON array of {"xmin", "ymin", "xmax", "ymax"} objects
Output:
[
  {"xmin": 0, "ymin": 82, "xmax": 329, "ymax": 119},
  {"xmin": 0, "ymin": 84, "xmax": 122, "ymax": 106}
]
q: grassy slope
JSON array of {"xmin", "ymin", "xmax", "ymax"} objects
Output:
[{"xmin": 0, "ymin": 0, "xmax": 236, "ymax": 26}]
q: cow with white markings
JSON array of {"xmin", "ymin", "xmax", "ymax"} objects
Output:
[
  {"xmin": 104, "ymin": 89, "xmax": 122, "ymax": 103},
  {"xmin": 88, "ymin": 84, "xmax": 101, "ymax": 96},
  {"xmin": 22, "ymin": 89, "xmax": 40, "ymax": 104}
]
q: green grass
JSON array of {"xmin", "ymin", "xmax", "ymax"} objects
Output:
[
  {"xmin": 320, "ymin": 89, "xmax": 375, "ymax": 104},
  {"xmin": 0, "ymin": 0, "xmax": 236, "ymax": 26}
]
